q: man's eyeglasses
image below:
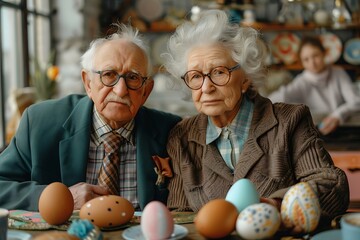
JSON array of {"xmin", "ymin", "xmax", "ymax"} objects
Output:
[
  {"xmin": 181, "ymin": 64, "xmax": 241, "ymax": 90},
  {"xmin": 92, "ymin": 70, "xmax": 148, "ymax": 90}
]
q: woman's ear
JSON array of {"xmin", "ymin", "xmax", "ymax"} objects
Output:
[{"xmin": 242, "ymin": 78, "xmax": 251, "ymax": 93}]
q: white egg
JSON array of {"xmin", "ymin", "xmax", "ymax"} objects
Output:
[
  {"xmin": 141, "ymin": 201, "xmax": 174, "ymax": 240},
  {"xmin": 281, "ymin": 182, "xmax": 321, "ymax": 233},
  {"xmin": 236, "ymin": 203, "xmax": 281, "ymax": 240},
  {"xmin": 226, "ymin": 178, "xmax": 260, "ymax": 213}
]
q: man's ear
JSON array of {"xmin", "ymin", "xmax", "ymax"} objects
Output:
[
  {"xmin": 81, "ymin": 70, "xmax": 92, "ymax": 97},
  {"xmin": 141, "ymin": 79, "xmax": 154, "ymax": 105}
]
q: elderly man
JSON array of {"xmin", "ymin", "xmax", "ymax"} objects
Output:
[{"xmin": 0, "ymin": 24, "xmax": 181, "ymax": 211}]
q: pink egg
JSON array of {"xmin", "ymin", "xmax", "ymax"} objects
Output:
[{"xmin": 141, "ymin": 201, "xmax": 174, "ymax": 240}]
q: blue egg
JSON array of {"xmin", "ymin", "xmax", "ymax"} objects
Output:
[{"xmin": 225, "ymin": 178, "xmax": 260, "ymax": 213}]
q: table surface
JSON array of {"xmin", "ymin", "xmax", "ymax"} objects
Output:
[
  {"xmin": 12, "ymin": 224, "xmax": 317, "ymax": 240},
  {"xmin": 11, "ymin": 219, "xmax": 343, "ymax": 240},
  {"xmin": 9, "ymin": 209, "xmax": 358, "ymax": 240}
]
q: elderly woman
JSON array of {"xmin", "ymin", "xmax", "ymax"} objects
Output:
[{"xmin": 163, "ymin": 10, "xmax": 349, "ymax": 223}]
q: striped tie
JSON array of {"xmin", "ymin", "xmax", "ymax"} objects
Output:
[{"xmin": 98, "ymin": 132, "xmax": 122, "ymax": 195}]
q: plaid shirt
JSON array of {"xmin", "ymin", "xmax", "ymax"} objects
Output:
[
  {"xmin": 206, "ymin": 96, "xmax": 254, "ymax": 171},
  {"xmin": 87, "ymin": 107, "xmax": 139, "ymax": 209}
]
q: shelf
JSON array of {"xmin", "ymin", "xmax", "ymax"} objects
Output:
[
  {"xmin": 144, "ymin": 21, "xmax": 360, "ymax": 33},
  {"xmin": 241, "ymin": 22, "xmax": 360, "ymax": 32},
  {"xmin": 270, "ymin": 63, "xmax": 360, "ymax": 71}
]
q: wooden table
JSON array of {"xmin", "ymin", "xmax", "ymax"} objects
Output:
[
  {"xmin": 13, "ymin": 221, "xmax": 337, "ymax": 240},
  {"xmin": 17, "ymin": 223, "xmax": 230, "ymax": 240}
]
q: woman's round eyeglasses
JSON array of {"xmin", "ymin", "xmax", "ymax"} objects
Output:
[
  {"xmin": 92, "ymin": 70, "xmax": 148, "ymax": 90},
  {"xmin": 181, "ymin": 64, "xmax": 241, "ymax": 90}
]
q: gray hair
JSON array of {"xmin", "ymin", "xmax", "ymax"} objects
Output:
[
  {"xmin": 162, "ymin": 9, "xmax": 268, "ymax": 88},
  {"xmin": 81, "ymin": 23, "xmax": 153, "ymax": 76}
]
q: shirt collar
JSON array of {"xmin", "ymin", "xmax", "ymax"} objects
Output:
[
  {"xmin": 206, "ymin": 95, "xmax": 252, "ymax": 144},
  {"xmin": 92, "ymin": 107, "xmax": 135, "ymax": 145}
]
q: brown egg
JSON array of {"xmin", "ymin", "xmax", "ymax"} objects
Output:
[
  {"xmin": 79, "ymin": 195, "xmax": 134, "ymax": 228},
  {"xmin": 195, "ymin": 199, "xmax": 238, "ymax": 239},
  {"xmin": 38, "ymin": 182, "xmax": 74, "ymax": 225}
]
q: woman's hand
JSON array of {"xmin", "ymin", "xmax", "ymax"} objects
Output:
[
  {"xmin": 260, "ymin": 197, "xmax": 305, "ymax": 234},
  {"xmin": 318, "ymin": 116, "xmax": 340, "ymax": 135}
]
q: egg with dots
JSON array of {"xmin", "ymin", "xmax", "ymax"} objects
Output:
[
  {"xmin": 236, "ymin": 203, "xmax": 281, "ymax": 239},
  {"xmin": 79, "ymin": 195, "xmax": 134, "ymax": 228},
  {"xmin": 38, "ymin": 182, "xmax": 74, "ymax": 225},
  {"xmin": 141, "ymin": 201, "xmax": 174, "ymax": 240},
  {"xmin": 225, "ymin": 178, "xmax": 260, "ymax": 213},
  {"xmin": 281, "ymin": 182, "xmax": 321, "ymax": 233},
  {"xmin": 195, "ymin": 199, "xmax": 238, "ymax": 239}
]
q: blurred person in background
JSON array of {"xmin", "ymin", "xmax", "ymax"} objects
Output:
[{"xmin": 269, "ymin": 35, "xmax": 360, "ymax": 135}]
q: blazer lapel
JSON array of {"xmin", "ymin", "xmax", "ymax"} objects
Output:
[
  {"xmin": 59, "ymin": 97, "xmax": 93, "ymax": 185},
  {"xmin": 203, "ymin": 145, "xmax": 234, "ymax": 182},
  {"xmin": 234, "ymin": 94, "xmax": 278, "ymax": 178},
  {"xmin": 190, "ymin": 114, "xmax": 233, "ymax": 182},
  {"xmin": 134, "ymin": 108, "xmax": 159, "ymax": 209}
]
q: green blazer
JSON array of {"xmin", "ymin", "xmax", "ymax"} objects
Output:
[{"xmin": 0, "ymin": 94, "xmax": 181, "ymax": 211}]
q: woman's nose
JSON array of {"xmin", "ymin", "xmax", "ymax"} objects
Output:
[{"xmin": 201, "ymin": 75, "xmax": 215, "ymax": 93}]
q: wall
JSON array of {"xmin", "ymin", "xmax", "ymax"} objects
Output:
[{"xmin": 52, "ymin": 0, "xmax": 101, "ymax": 98}]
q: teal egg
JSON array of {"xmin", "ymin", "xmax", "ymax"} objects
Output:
[{"xmin": 225, "ymin": 178, "xmax": 260, "ymax": 213}]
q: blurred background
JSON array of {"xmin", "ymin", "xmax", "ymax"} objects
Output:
[{"xmin": 1, "ymin": 0, "xmax": 360, "ymax": 149}]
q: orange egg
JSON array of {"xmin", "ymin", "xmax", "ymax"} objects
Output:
[
  {"xmin": 38, "ymin": 182, "xmax": 74, "ymax": 225},
  {"xmin": 195, "ymin": 199, "xmax": 238, "ymax": 238}
]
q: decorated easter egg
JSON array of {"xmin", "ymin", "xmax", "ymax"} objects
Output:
[
  {"xmin": 281, "ymin": 182, "xmax": 321, "ymax": 233},
  {"xmin": 141, "ymin": 201, "xmax": 174, "ymax": 240},
  {"xmin": 79, "ymin": 195, "xmax": 134, "ymax": 228},
  {"xmin": 236, "ymin": 203, "xmax": 281, "ymax": 239},
  {"xmin": 226, "ymin": 178, "xmax": 260, "ymax": 213},
  {"xmin": 39, "ymin": 182, "xmax": 74, "ymax": 225},
  {"xmin": 195, "ymin": 199, "xmax": 238, "ymax": 238}
]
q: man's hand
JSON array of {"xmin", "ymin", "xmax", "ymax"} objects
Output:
[{"xmin": 69, "ymin": 182, "xmax": 109, "ymax": 210}]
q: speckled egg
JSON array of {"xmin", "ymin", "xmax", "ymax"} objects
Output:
[
  {"xmin": 236, "ymin": 203, "xmax": 281, "ymax": 239},
  {"xmin": 281, "ymin": 182, "xmax": 321, "ymax": 233},
  {"xmin": 79, "ymin": 195, "xmax": 134, "ymax": 228},
  {"xmin": 141, "ymin": 201, "xmax": 174, "ymax": 240}
]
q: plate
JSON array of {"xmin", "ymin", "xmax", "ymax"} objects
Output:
[
  {"xmin": 7, "ymin": 230, "xmax": 32, "ymax": 240},
  {"xmin": 122, "ymin": 224, "xmax": 188, "ymax": 240},
  {"xmin": 343, "ymin": 38, "xmax": 360, "ymax": 65},
  {"xmin": 136, "ymin": 0, "xmax": 164, "ymax": 22},
  {"xmin": 312, "ymin": 229, "xmax": 342, "ymax": 240},
  {"xmin": 319, "ymin": 33, "xmax": 342, "ymax": 64},
  {"xmin": 270, "ymin": 32, "xmax": 301, "ymax": 65}
]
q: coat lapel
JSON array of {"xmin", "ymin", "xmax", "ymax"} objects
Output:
[
  {"xmin": 234, "ymin": 94, "xmax": 278, "ymax": 178},
  {"xmin": 134, "ymin": 108, "xmax": 161, "ymax": 209},
  {"xmin": 190, "ymin": 114, "xmax": 234, "ymax": 182},
  {"xmin": 59, "ymin": 97, "xmax": 93, "ymax": 186}
]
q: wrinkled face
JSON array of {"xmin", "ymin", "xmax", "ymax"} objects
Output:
[
  {"xmin": 186, "ymin": 43, "xmax": 250, "ymax": 127},
  {"xmin": 82, "ymin": 39, "xmax": 153, "ymax": 129},
  {"xmin": 300, "ymin": 44, "xmax": 326, "ymax": 74}
]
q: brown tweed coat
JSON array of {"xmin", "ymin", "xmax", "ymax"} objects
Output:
[{"xmin": 166, "ymin": 90, "xmax": 349, "ymax": 220}]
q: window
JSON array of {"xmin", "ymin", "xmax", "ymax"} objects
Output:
[{"xmin": 0, "ymin": 0, "xmax": 52, "ymax": 149}]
